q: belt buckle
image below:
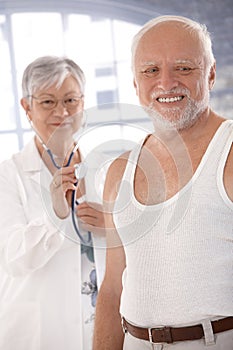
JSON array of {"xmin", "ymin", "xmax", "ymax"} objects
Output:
[{"xmin": 148, "ymin": 326, "xmax": 173, "ymax": 344}]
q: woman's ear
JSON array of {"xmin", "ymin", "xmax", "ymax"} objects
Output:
[
  {"xmin": 20, "ymin": 98, "xmax": 31, "ymax": 120},
  {"xmin": 208, "ymin": 62, "xmax": 216, "ymax": 90}
]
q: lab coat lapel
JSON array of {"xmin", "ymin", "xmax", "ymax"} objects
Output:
[{"xmin": 21, "ymin": 138, "xmax": 51, "ymax": 190}]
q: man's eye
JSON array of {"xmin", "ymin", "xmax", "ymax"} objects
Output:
[
  {"xmin": 142, "ymin": 67, "xmax": 159, "ymax": 76},
  {"xmin": 176, "ymin": 67, "xmax": 193, "ymax": 73}
]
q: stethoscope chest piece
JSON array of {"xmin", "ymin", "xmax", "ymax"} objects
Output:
[{"xmin": 74, "ymin": 161, "xmax": 88, "ymax": 180}]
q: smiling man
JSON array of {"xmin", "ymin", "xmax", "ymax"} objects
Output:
[{"xmin": 93, "ymin": 15, "xmax": 233, "ymax": 350}]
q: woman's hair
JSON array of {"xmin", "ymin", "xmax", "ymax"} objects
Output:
[
  {"xmin": 131, "ymin": 15, "xmax": 215, "ymax": 73},
  {"xmin": 22, "ymin": 56, "xmax": 86, "ymax": 99}
]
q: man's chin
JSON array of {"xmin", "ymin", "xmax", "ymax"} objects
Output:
[
  {"xmin": 145, "ymin": 108, "xmax": 181, "ymax": 130},
  {"xmin": 145, "ymin": 106, "xmax": 202, "ymax": 132}
]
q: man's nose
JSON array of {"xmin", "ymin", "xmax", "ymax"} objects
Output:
[{"xmin": 157, "ymin": 68, "xmax": 179, "ymax": 91}]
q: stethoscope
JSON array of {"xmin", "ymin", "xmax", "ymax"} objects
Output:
[{"xmin": 28, "ymin": 117, "xmax": 92, "ymax": 245}]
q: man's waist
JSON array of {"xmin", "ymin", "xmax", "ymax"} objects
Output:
[{"xmin": 122, "ymin": 316, "xmax": 233, "ymax": 344}]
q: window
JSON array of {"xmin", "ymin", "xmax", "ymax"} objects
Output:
[{"xmin": 97, "ymin": 90, "xmax": 117, "ymax": 106}]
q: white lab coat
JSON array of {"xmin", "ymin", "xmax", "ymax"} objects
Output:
[{"xmin": 0, "ymin": 138, "xmax": 106, "ymax": 350}]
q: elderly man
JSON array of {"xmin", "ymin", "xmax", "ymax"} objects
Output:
[{"xmin": 93, "ymin": 15, "xmax": 233, "ymax": 350}]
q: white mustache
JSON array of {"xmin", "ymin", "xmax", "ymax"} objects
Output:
[{"xmin": 151, "ymin": 88, "xmax": 191, "ymax": 100}]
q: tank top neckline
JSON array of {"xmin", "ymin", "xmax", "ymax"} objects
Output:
[{"xmin": 126, "ymin": 119, "xmax": 233, "ymax": 209}]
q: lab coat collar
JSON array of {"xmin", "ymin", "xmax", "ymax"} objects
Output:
[
  {"xmin": 21, "ymin": 137, "xmax": 43, "ymax": 173},
  {"xmin": 20, "ymin": 137, "xmax": 51, "ymax": 187}
]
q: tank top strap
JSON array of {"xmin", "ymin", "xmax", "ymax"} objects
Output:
[
  {"xmin": 194, "ymin": 120, "xmax": 233, "ymax": 168},
  {"xmin": 223, "ymin": 119, "xmax": 233, "ymax": 146},
  {"xmin": 121, "ymin": 136, "xmax": 147, "ymax": 184},
  {"xmin": 215, "ymin": 119, "xmax": 233, "ymax": 166}
]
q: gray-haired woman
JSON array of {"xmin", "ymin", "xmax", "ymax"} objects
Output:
[{"xmin": 0, "ymin": 56, "xmax": 106, "ymax": 350}]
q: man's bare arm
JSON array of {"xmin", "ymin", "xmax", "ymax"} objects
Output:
[{"xmin": 93, "ymin": 155, "xmax": 128, "ymax": 350}]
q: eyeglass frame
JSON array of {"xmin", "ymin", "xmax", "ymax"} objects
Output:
[{"xmin": 27, "ymin": 94, "xmax": 84, "ymax": 110}]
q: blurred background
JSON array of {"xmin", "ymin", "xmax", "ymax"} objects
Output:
[{"xmin": 0, "ymin": 0, "xmax": 232, "ymax": 160}]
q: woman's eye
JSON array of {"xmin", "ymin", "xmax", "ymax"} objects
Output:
[
  {"xmin": 66, "ymin": 98, "xmax": 76, "ymax": 103},
  {"xmin": 42, "ymin": 100, "xmax": 54, "ymax": 105}
]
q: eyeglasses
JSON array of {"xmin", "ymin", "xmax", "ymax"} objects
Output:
[{"xmin": 28, "ymin": 94, "xmax": 84, "ymax": 110}]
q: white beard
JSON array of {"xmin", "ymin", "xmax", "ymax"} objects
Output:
[{"xmin": 145, "ymin": 89, "xmax": 210, "ymax": 131}]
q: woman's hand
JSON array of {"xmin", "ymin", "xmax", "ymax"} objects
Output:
[
  {"xmin": 76, "ymin": 201, "xmax": 106, "ymax": 237},
  {"xmin": 50, "ymin": 166, "xmax": 77, "ymax": 219}
]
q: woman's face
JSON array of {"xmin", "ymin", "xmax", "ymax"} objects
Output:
[{"xmin": 21, "ymin": 76, "xmax": 84, "ymax": 146}]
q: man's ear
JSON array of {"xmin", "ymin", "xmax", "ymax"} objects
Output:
[
  {"xmin": 208, "ymin": 62, "xmax": 216, "ymax": 90},
  {"xmin": 133, "ymin": 78, "xmax": 139, "ymax": 96}
]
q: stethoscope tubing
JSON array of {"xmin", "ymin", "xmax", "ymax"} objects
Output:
[
  {"xmin": 47, "ymin": 145, "xmax": 92, "ymax": 245},
  {"xmin": 28, "ymin": 115, "xmax": 92, "ymax": 245}
]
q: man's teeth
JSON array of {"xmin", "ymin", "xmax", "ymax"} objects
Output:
[{"xmin": 157, "ymin": 96, "xmax": 183, "ymax": 103}]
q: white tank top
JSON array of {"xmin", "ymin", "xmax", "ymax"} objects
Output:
[{"xmin": 113, "ymin": 120, "xmax": 233, "ymax": 326}]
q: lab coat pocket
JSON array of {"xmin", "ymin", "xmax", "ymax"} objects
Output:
[{"xmin": 0, "ymin": 302, "xmax": 40, "ymax": 350}]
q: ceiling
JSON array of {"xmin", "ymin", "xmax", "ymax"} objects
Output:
[{"xmin": 0, "ymin": 0, "xmax": 233, "ymax": 67}]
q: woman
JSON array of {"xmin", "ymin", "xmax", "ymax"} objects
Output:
[{"xmin": 0, "ymin": 56, "xmax": 106, "ymax": 350}]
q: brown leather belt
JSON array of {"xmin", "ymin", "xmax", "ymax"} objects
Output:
[{"xmin": 122, "ymin": 316, "xmax": 233, "ymax": 344}]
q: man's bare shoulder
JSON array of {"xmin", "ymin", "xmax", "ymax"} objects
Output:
[
  {"xmin": 109, "ymin": 151, "xmax": 130, "ymax": 175},
  {"xmin": 104, "ymin": 151, "xmax": 130, "ymax": 201}
]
